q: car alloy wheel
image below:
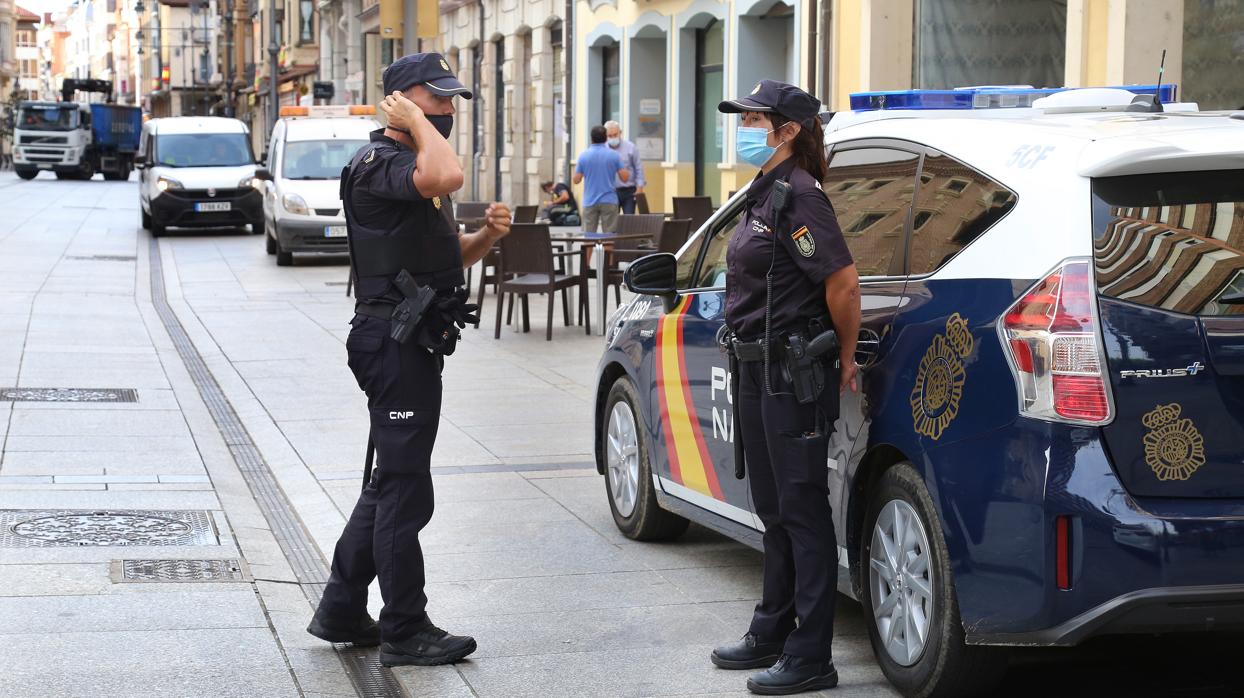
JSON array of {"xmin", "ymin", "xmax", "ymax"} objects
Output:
[
  {"xmin": 606, "ymin": 400, "xmax": 641, "ymax": 518},
  {"xmin": 869, "ymin": 498, "xmax": 935, "ymax": 667}
]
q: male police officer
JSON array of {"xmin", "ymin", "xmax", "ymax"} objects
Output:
[{"xmin": 307, "ymin": 53, "xmax": 511, "ymax": 668}]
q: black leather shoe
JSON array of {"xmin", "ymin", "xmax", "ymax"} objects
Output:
[
  {"xmin": 711, "ymin": 632, "xmax": 784, "ymax": 670},
  {"xmin": 379, "ymin": 622, "xmax": 477, "ymax": 667},
  {"xmin": 306, "ymin": 612, "xmax": 381, "ymax": 647},
  {"xmin": 746, "ymin": 654, "xmax": 838, "ymax": 695}
]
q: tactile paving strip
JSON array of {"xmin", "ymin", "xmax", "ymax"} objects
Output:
[
  {"xmin": 0, "ymin": 387, "xmax": 139, "ymax": 403},
  {"xmin": 112, "ymin": 558, "xmax": 251, "ymax": 583},
  {"xmin": 148, "ymin": 238, "xmax": 405, "ymax": 697},
  {"xmin": 0, "ymin": 510, "xmax": 218, "ymax": 547}
]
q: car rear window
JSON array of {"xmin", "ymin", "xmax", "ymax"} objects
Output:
[{"xmin": 1092, "ymin": 169, "xmax": 1244, "ymax": 316}]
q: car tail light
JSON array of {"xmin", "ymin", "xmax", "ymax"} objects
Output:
[{"xmin": 999, "ymin": 259, "xmax": 1113, "ymax": 424}]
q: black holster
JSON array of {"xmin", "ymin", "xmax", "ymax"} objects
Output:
[{"xmin": 717, "ymin": 326, "xmax": 747, "ymax": 480}]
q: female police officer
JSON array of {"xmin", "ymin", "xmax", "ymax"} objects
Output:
[{"xmin": 710, "ymin": 80, "xmax": 861, "ymax": 695}]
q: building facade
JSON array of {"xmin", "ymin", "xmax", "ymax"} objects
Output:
[
  {"xmin": 575, "ymin": 0, "xmax": 1241, "ymax": 210},
  {"xmin": 14, "ymin": 6, "xmax": 35, "ymax": 100}
]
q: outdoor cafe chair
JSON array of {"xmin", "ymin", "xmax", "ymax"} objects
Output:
[
  {"xmin": 672, "ymin": 196, "xmax": 714, "ymax": 233},
  {"xmin": 495, "ymin": 223, "xmax": 589, "ymax": 340}
]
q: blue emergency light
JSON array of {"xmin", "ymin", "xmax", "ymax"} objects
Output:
[{"xmin": 849, "ymin": 84, "xmax": 1177, "ymax": 112}]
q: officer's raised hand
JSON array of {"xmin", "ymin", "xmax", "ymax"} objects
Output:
[
  {"xmin": 380, "ymin": 90, "xmax": 425, "ymax": 134},
  {"xmin": 482, "ymin": 203, "xmax": 512, "ymax": 241}
]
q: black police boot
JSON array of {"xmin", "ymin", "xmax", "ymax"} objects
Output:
[
  {"xmin": 306, "ymin": 612, "xmax": 381, "ymax": 647},
  {"xmin": 711, "ymin": 632, "xmax": 784, "ymax": 670},
  {"xmin": 746, "ymin": 654, "xmax": 838, "ymax": 695},
  {"xmin": 379, "ymin": 621, "xmax": 477, "ymax": 667}
]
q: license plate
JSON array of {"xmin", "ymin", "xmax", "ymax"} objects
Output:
[
  {"xmin": 194, "ymin": 202, "xmax": 232, "ymax": 212},
  {"xmin": 324, "ymin": 225, "xmax": 347, "ymax": 238}
]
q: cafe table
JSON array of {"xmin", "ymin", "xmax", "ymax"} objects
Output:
[{"xmin": 548, "ymin": 231, "xmax": 654, "ymax": 336}]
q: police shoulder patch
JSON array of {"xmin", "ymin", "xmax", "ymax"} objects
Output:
[
  {"xmin": 363, "ymin": 148, "xmax": 376, "ymax": 164},
  {"xmin": 791, "ymin": 225, "xmax": 815, "ymax": 257}
]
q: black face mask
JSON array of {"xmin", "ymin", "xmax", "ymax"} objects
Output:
[{"xmin": 427, "ymin": 114, "xmax": 454, "ymax": 139}]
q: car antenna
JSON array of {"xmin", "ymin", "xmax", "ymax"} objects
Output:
[{"xmin": 1152, "ymin": 49, "xmax": 1167, "ymax": 112}]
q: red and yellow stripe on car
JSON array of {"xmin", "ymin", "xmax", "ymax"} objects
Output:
[{"xmin": 655, "ymin": 297, "xmax": 725, "ymax": 500}]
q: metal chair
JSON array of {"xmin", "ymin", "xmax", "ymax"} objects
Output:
[
  {"xmin": 672, "ymin": 196, "xmax": 714, "ymax": 234},
  {"xmin": 635, "ymin": 192, "xmax": 652, "ymax": 214},
  {"xmin": 657, "ymin": 218, "xmax": 693, "ymax": 254},
  {"xmin": 495, "ymin": 223, "xmax": 590, "ymax": 340}
]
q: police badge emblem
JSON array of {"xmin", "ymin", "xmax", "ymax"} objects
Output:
[
  {"xmin": 910, "ymin": 313, "xmax": 974, "ymax": 440},
  {"xmin": 432, "ymin": 196, "xmax": 442, "ymax": 210},
  {"xmin": 791, "ymin": 226, "xmax": 815, "ymax": 257},
  {"xmin": 440, "ymin": 59, "xmax": 450, "ymax": 71},
  {"xmin": 1142, "ymin": 403, "xmax": 1206, "ymax": 481}
]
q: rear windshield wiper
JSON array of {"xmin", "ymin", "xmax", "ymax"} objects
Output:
[{"xmin": 1217, "ymin": 292, "xmax": 1244, "ymax": 305}]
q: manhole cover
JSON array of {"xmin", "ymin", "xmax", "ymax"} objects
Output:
[
  {"xmin": 112, "ymin": 558, "xmax": 250, "ymax": 583},
  {"xmin": 0, "ymin": 388, "xmax": 138, "ymax": 403},
  {"xmin": 0, "ymin": 510, "xmax": 219, "ymax": 547},
  {"xmin": 65, "ymin": 255, "xmax": 136, "ymax": 262}
]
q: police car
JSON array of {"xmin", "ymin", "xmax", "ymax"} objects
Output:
[
  {"xmin": 593, "ymin": 85, "xmax": 1244, "ymax": 697},
  {"xmin": 257, "ymin": 105, "xmax": 379, "ymax": 266}
]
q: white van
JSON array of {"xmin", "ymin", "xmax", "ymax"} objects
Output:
[
  {"xmin": 136, "ymin": 116, "xmax": 263, "ymax": 237},
  {"xmin": 257, "ymin": 105, "xmax": 379, "ymax": 266}
]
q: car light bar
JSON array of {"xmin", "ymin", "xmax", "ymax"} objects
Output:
[{"xmin": 849, "ymin": 84, "xmax": 1177, "ymax": 111}]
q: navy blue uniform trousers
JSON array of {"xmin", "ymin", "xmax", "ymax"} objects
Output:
[
  {"xmin": 737, "ymin": 357, "xmax": 838, "ymax": 661},
  {"xmin": 318, "ymin": 315, "xmax": 442, "ymax": 641}
]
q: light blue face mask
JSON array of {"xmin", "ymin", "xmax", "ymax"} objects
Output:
[{"xmin": 735, "ymin": 126, "xmax": 780, "ymax": 168}]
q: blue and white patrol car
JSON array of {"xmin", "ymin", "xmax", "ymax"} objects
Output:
[{"xmin": 592, "ymin": 85, "xmax": 1244, "ymax": 697}]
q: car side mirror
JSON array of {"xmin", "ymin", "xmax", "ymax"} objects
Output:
[
  {"xmin": 624, "ymin": 253, "xmax": 679, "ymax": 311},
  {"xmin": 253, "ymin": 168, "xmax": 273, "ymax": 181}
]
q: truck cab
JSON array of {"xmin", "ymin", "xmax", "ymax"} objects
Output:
[{"xmin": 12, "ymin": 100, "xmax": 141, "ymax": 181}]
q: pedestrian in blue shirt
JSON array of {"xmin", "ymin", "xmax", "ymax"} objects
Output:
[
  {"xmin": 573, "ymin": 125, "xmax": 630, "ymax": 233},
  {"xmin": 605, "ymin": 120, "xmax": 645, "ymax": 214}
]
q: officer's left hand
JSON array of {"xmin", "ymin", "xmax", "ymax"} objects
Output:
[
  {"xmin": 840, "ymin": 360, "xmax": 859, "ymax": 394},
  {"xmin": 482, "ymin": 203, "xmax": 512, "ymax": 241}
]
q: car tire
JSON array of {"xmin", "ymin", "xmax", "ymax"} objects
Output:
[
  {"xmin": 141, "ymin": 208, "xmax": 151, "ymax": 230},
  {"xmin": 275, "ymin": 234, "xmax": 293, "ymax": 266},
  {"xmin": 861, "ymin": 463, "xmax": 1007, "ymax": 698},
  {"xmin": 15, "ymin": 169, "xmax": 37, "ymax": 180},
  {"xmin": 150, "ymin": 215, "xmax": 166, "ymax": 238},
  {"xmin": 602, "ymin": 376, "xmax": 689, "ymax": 541},
  {"xmin": 54, "ymin": 172, "xmax": 71, "ymax": 180},
  {"xmin": 249, "ymin": 218, "xmax": 263, "ymax": 235},
  {"xmin": 265, "ymin": 224, "xmax": 276, "ymax": 255}
]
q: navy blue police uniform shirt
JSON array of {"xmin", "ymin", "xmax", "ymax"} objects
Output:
[
  {"xmin": 347, "ymin": 129, "xmax": 464, "ymax": 302},
  {"xmin": 724, "ymin": 157, "xmax": 853, "ymax": 340}
]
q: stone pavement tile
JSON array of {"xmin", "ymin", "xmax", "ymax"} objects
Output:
[
  {"xmin": 440, "ymin": 604, "xmax": 732, "ymax": 659},
  {"xmin": 390, "ymin": 666, "xmax": 476, "ymax": 698},
  {"xmin": 440, "ymin": 388, "xmax": 594, "ymax": 428},
  {"xmin": 528, "ymin": 471, "xmax": 632, "ymax": 541},
  {"xmin": 431, "ymin": 471, "xmax": 548, "ymax": 502},
  {"xmin": 0, "ymin": 449, "xmax": 206, "ymax": 476},
  {"xmin": 0, "ymin": 628, "xmax": 299, "ymax": 698},
  {"xmin": 9, "ymin": 410, "xmax": 189, "ymax": 439},
  {"xmin": 460, "ymin": 421, "xmax": 594, "ymax": 459},
  {"xmin": 425, "ymin": 570, "xmax": 686, "ymax": 618},
  {"xmin": 4, "ymin": 434, "xmax": 199, "ymax": 453},
  {"xmin": 654, "ymin": 565, "xmax": 764, "ymax": 603},
  {"xmin": 54, "ymin": 474, "xmax": 160, "ymax": 483},
  {"xmin": 16, "ymin": 351, "xmax": 171, "ymax": 390},
  {"xmin": 420, "ymin": 519, "xmax": 608, "ymax": 556},
  {"xmin": 0, "ymin": 489, "xmax": 221, "ymax": 510},
  {"xmin": 614, "ymin": 530, "xmax": 764, "ymax": 572},
  {"xmin": 0, "ymin": 589, "xmax": 267, "ymax": 634},
  {"xmin": 254, "ymin": 581, "xmax": 358, "ymax": 696},
  {"xmin": 422, "ymin": 496, "xmax": 578, "ymax": 532},
  {"xmin": 430, "ymin": 420, "xmax": 503, "ymax": 466},
  {"xmin": 108, "ymin": 483, "xmax": 217, "ymax": 491},
  {"xmin": 423, "ymin": 536, "xmax": 644, "ymax": 583},
  {"xmin": 0, "ymin": 483, "xmax": 108, "ymax": 491}
]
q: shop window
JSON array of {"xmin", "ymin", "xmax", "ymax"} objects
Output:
[
  {"xmin": 914, "ymin": 0, "xmax": 1065, "ymax": 90},
  {"xmin": 601, "ymin": 42, "xmax": 620, "ymax": 124}
]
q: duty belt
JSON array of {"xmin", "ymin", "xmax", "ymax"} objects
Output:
[
  {"xmin": 354, "ymin": 302, "xmax": 395, "ymax": 320},
  {"xmin": 731, "ymin": 338, "xmax": 780, "ymax": 362}
]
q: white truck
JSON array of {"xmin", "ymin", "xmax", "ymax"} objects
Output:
[{"xmin": 12, "ymin": 79, "xmax": 142, "ymax": 181}]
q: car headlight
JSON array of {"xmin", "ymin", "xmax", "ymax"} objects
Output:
[
  {"xmin": 282, "ymin": 193, "xmax": 309, "ymax": 215},
  {"xmin": 238, "ymin": 175, "xmax": 262, "ymax": 190},
  {"xmin": 156, "ymin": 176, "xmax": 183, "ymax": 192}
]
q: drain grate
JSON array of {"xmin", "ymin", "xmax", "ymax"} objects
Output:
[
  {"xmin": 112, "ymin": 558, "xmax": 250, "ymax": 583},
  {"xmin": 65, "ymin": 255, "xmax": 137, "ymax": 262},
  {"xmin": 0, "ymin": 510, "xmax": 219, "ymax": 547},
  {"xmin": 0, "ymin": 387, "xmax": 138, "ymax": 403}
]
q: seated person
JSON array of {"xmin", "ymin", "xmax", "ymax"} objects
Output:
[{"xmin": 540, "ymin": 180, "xmax": 579, "ymax": 226}]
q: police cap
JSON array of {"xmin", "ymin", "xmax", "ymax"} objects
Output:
[
  {"xmin": 719, "ymin": 79, "xmax": 820, "ymax": 124},
  {"xmin": 382, "ymin": 52, "xmax": 474, "ymax": 99}
]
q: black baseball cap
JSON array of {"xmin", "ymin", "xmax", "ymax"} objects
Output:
[
  {"xmin": 719, "ymin": 79, "xmax": 820, "ymax": 124},
  {"xmin": 382, "ymin": 52, "xmax": 473, "ymax": 99}
]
